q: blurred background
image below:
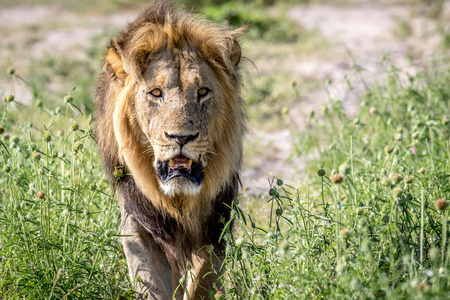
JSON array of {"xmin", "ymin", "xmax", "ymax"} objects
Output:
[{"xmin": 1, "ymin": 0, "xmax": 449, "ymax": 195}]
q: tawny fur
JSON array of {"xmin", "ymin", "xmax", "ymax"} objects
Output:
[
  {"xmin": 94, "ymin": 1, "xmax": 246, "ymax": 296},
  {"xmin": 95, "ymin": 2, "xmax": 245, "ymax": 233}
]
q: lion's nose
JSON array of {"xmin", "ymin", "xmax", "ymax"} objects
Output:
[{"xmin": 164, "ymin": 132, "xmax": 199, "ymax": 146}]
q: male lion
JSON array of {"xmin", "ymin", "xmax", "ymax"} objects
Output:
[{"xmin": 94, "ymin": 1, "xmax": 245, "ymax": 299}]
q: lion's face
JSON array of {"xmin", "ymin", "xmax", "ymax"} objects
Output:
[
  {"xmin": 134, "ymin": 50, "xmax": 219, "ymax": 196},
  {"xmin": 96, "ymin": 8, "xmax": 245, "ymax": 219}
]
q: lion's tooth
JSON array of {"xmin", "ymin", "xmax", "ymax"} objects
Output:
[
  {"xmin": 169, "ymin": 159, "xmax": 175, "ymax": 168},
  {"xmin": 186, "ymin": 159, "xmax": 192, "ymax": 169}
]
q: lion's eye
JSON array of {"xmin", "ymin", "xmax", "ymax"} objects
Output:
[
  {"xmin": 198, "ymin": 87, "xmax": 210, "ymax": 98},
  {"xmin": 149, "ymin": 88, "xmax": 162, "ymax": 98}
]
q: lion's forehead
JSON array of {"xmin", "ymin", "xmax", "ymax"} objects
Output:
[{"xmin": 144, "ymin": 50, "xmax": 214, "ymax": 92}]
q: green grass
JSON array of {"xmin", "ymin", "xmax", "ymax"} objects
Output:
[
  {"xmin": 0, "ymin": 74, "xmax": 133, "ymax": 299},
  {"xmin": 226, "ymin": 60, "xmax": 450, "ymax": 299},
  {"xmin": 0, "ymin": 4, "xmax": 449, "ymax": 299},
  {"xmin": 1, "ymin": 58, "xmax": 449, "ymax": 299},
  {"xmin": 202, "ymin": 2, "xmax": 302, "ymax": 42}
]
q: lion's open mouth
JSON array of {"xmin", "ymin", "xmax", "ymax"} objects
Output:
[{"xmin": 157, "ymin": 154, "xmax": 203, "ymax": 185}]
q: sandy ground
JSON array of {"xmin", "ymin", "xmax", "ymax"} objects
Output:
[
  {"xmin": 1, "ymin": 2, "xmax": 449, "ymax": 196},
  {"xmin": 242, "ymin": 1, "xmax": 449, "ymax": 195}
]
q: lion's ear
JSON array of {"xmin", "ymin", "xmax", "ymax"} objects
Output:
[
  {"xmin": 229, "ymin": 27, "xmax": 245, "ymax": 67},
  {"xmin": 230, "ymin": 39, "xmax": 242, "ymax": 67},
  {"xmin": 106, "ymin": 47, "xmax": 128, "ymax": 81}
]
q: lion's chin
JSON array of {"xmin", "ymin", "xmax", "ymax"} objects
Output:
[
  {"xmin": 159, "ymin": 177, "xmax": 202, "ymax": 197},
  {"xmin": 156, "ymin": 155, "xmax": 203, "ymax": 197}
]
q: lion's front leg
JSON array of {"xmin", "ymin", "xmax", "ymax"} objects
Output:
[
  {"xmin": 120, "ymin": 207, "xmax": 173, "ymax": 300},
  {"xmin": 183, "ymin": 250, "xmax": 225, "ymax": 300}
]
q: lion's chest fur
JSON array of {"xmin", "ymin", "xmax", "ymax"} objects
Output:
[{"xmin": 118, "ymin": 173, "xmax": 238, "ymax": 266}]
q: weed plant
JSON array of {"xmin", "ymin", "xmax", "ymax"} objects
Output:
[
  {"xmin": 0, "ymin": 71, "xmax": 133, "ymax": 299},
  {"xmin": 1, "ymin": 55, "xmax": 449, "ymax": 300},
  {"xmin": 222, "ymin": 61, "xmax": 449, "ymax": 299}
]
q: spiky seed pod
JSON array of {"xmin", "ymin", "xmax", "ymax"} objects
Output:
[
  {"xmin": 276, "ymin": 208, "xmax": 283, "ymax": 216},
  {"xmin": 74, "ymin": 141, "xmax": 83, "ymax": 152},
  {"xmin": 71, "ymin": 121, "xmax": 79, "ymax": 131},
  {"xmin": 86, "ymin": 127, "xmax": 93, "ymax": 137},
  {"xmin": 332, "ymin": 174, "xmax": 344, "ymax": 184},
  {"xmin": 405, "ymin": 176, "xmax": 413, "ymax": 184},
  {"xmin": 384, "ymin": 145, "xmax": 393, "ymax": 154},
  {"xmin": 235, "ymin": 237, "xmax": 244, "ymax": 247},
  {"xmin": 269, "ymin": 188, "xmax": 277, "ymax": 197},
  {"xmin": 340, "ymin": 228, "xmax": 350, "ymax": 240},
  {"xmin": 90, "ymin": 183, "xmax": 97, "ymax": 192},
  {"xmin": 37, "ymin": 191, "xmax": 45, "ymax": 199},
  {"xmin": 31, "ymin": 152, "xmax": 41, "ymax": 162},
  {"xmin": 42, "ymin": 133, "xmax": 51, "ymax": 143},
  {"xmin": 178, "ymin": 276, "xmax": 186, "ymax": 287},
  {"xmin": 317, "ymin": 169, "xmax": 326, "ymax": 177},
  {"xmin": 435, "ymin": 198, "xmax": 448, "ymax": 211},
  {"xmin": 214, "ymin": 291, "xmax": 225, "ymax": 300},
  {"xmin": 206, "ymin": 245, "xmax": 214, "ymax": 254},
  {"xmin": 393, "ymin": 187, "xmax": 403, "ymax": 198},
  {"xmin": 2, "ymin": 165, "xmax": 11, "ymax": 173},
  {"xmin": 381, "ymin": 176, "xmax": 390, "ymax": 187},
  {"xmin": 391, "ymin": 174, "xmax": 403, "ymax": 184},
  {"xmin": 113, "ymin": 167, "xmax": 124, "ymax": 179},
  {"xmin": 442, "ymin": 116, "xmax": 449, "ymax": 125},
  {"xmin": 4, "ymin": 94, "xmax": 14, "ymax": 103},
  {"xmin": 64, "ymin": 95, "xmax": 73, "ymax": 103},
  {"xmin": 7, "ymin": 67, "xmax": 15, "ymax": 76}
]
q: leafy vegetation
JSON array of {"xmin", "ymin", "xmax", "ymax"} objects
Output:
[
  {"xmin": 224, "ymin": 61, "xmax": 450, "ymax": 299},
  {"xmin": 202, "ymin": 3, "xmax": 301, "ymax": 42},
  {"xmin": 1, "ymin": 56, "xmax": 449, "ymax": 300},
  {"xmin": 0, "ymin": 74, "xmax": 132, "ymax": 299},
  {"xmin": 0, "ymin": 1, "xmax": 449, "ymax": 299}
]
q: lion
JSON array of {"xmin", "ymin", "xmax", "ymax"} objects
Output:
[{"xmin": 94, "ymin": 1, "xmax": 246, "ymax": 299}]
